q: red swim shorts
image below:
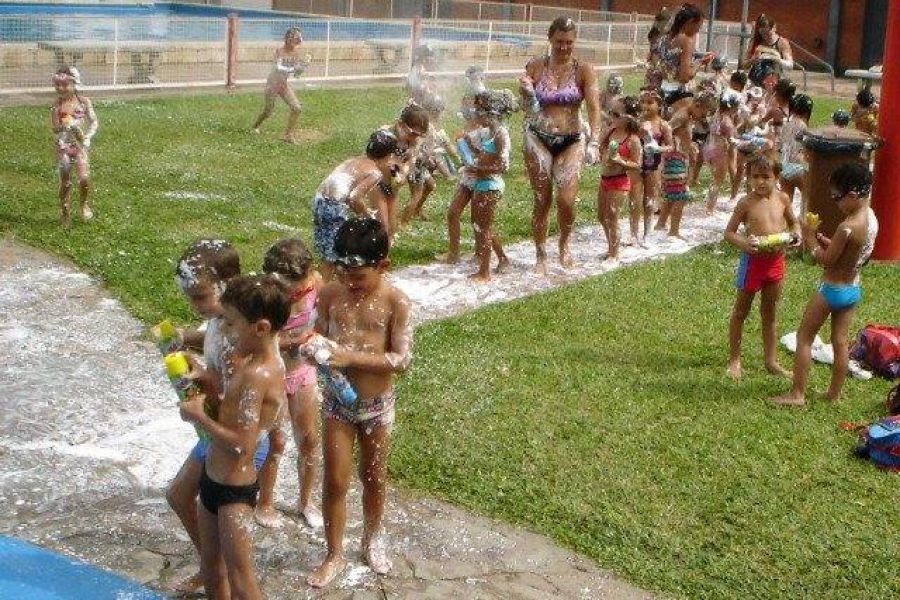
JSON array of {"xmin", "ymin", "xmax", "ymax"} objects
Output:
[{"xmin": 735, "ymin": 250, "xmax": 785, "ymax": 293}]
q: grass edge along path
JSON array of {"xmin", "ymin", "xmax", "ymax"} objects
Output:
[{"xmin": 393, "ymin": 244, "xmax": 899, "ymax": 600}]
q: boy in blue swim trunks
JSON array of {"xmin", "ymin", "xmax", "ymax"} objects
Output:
[
  {"xmin": 772, "ymin": 163, "xmax": 879, "ymax": 406},
  {"xmin": 180, "ymin": 274, "xmax": 289, "ymax": 599},
  {"xmin": 305, "ymin": 218, "xmax": 412, "ymax": 588},
  {"xmin": 312, "ymin": 129, "xmax": 402, "ymax": 280},
  {"xmin": 724, "ymin": 154, "xmax": 800, "ymax": 380}
]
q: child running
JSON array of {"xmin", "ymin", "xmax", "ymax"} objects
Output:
[
  {"xmin": 639, "ymin": 90, "xmax": 673, "ymax": 225},
  {"xmin": 724, "ymin": 154, "xmax": 800, "ymax": 379},
  {"xmin": 598, "ymin": 96, "xmax": 643, "ymax": 262},
  {"xmin": 305, "ymin": 218, "xmax": 412, "ymax": 588},
  {"xmin": 179, "ymin": 274, "xmax": 289, "ymax": 600},
  {"xmin": 772, "ymin": 163, "xmax": 878, "ymax": 406},
  {"xmin": 50, "ymin": 66, "xmax": 98, "ymax": 228},
  {"xmin": 163, "ymin": 239, "xmax": 263, "ymax": 595},
  {"xmin": 703, "ymin": 91, "xmax": 739, "ymax": 215},
  {"xmin": 462, "ymin": 89, "xmax": 514, "ymax": 281},
  {"xmin": 312, "ymin": 129, "xmax": 402, "ymax": 279},
  {"xmin": 251, "ymin": 27, "xmax": 311, "ymax": 143},
  {"xmin": 255, "ymin": 238, "xmax": 324, "ymax": 529}
]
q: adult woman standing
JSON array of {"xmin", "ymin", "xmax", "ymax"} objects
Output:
[
  {"xmin": 520, "ymin": 16, "xmax": 601, "ymax": 272},
  {"xmin": 743, "ymin": 14, "xmax": 794, "ymax": 85},
  {"xmin": 658, "ymin": 3, "xmax": 712, "ymax": 114}
]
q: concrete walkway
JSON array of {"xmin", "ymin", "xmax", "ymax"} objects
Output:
[{"xmin": 0, "ymin": 232, "xmax": 681, "ymax": 599}]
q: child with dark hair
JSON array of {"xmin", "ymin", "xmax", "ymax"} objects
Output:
[
  {"xmin": 304, "ymin": 218, "xmax": 412, "ymax": 588},
  {"xmin": 312, "ymin": 129, "xmax": 403, "ymax": 279},
  {"xmin": 762, "ymin": 77, "xmax": 796, "ymax": 137},
  {"xmin": 729, "ymin": 70, "xmax": 748, "ymax": 93},
  {"xmin": 255, "ymin": 238, "xmax": 324, "ymax": 529},
  {"xmin": 598, "ymin": 96, "xmax": 644, "ymax": 262},
  {"xmin": 724, "ymin": 153, "xmax": 799, "ymax": 380},
  {"xmin": 851, "ymin": 85, "xmax": 879, "ymax": 135},
  {"xmin": 773, "ymin": 163, "xmax": 878, "ymax": 406},
  {"xmin": 165, "ymin": 239, "xmax": 257, "ymax": 595},
  {"xmin": 639, "ymin": 90, "xmax": 673, "ymax": 226},
  {"xmin": 179, "ymin": 274, "xmax": 289, "ymax": 599},
  {"xmin": 832, "ymin": 109, "xmax": 851, "ymax": 128},
  {"xmin": 599, "ymin": 73, "xmax": 625, "ymax": 128},
  {"xmin": 703, "ymin": 91, "xmax": 740, "ymax": 215},
  {"xmin": 779, "ymin": 93, "xmax": 813, "ymax": 204},
  {"xmin": 51, "ymin": 66, "xmax": 98, "ymax": 227}
]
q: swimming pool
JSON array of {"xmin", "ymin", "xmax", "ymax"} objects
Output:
[{"xmin": 0, "ymin": 2, "xmax": 508, "ymax": 44}]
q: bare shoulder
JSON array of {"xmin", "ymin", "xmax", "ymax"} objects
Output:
[
  {"xmin": 386, "ymin": 283, "xmax": 411, "ymax": 312},
  {"xmin": 524, "ymin": 56, "xmax": 543, "ymax": 75},
  {"xmin": 578, "ymin": 59, "xmax": 597, "ymax": 81},
  {"xmin": 776, "ymin": 190, "xmax": 792, "ymax": 206},
  {"xmin": 318, "ymin": 281, "xmax": 344, "ymax": 306},
  {"xmin": 732, "ymin": 193, "xmax": 752, "ymax": 214}
]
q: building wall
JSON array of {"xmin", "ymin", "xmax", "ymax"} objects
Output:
[{"xmin": 512, "ymin": 0, "xmax": 873, "ymax": 70}]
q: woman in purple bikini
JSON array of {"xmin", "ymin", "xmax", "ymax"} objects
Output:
[{"xmin": 520, "ymin": 16, "xmax": 601, "ymax": 272}]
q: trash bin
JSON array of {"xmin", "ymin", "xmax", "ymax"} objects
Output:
[{"xmin": 799, "ymin": 126, "xmax": 881, "ymax": 237}]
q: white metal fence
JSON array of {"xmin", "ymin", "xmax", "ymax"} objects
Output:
[{"xmin": 0, "ymin": 15, "xmax": 646, "ymax": 93}]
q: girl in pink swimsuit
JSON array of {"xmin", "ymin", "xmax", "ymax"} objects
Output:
[
  {"xmin": 50, "ymin": 66, "xmax": 98, "ymax": 227},
  {"xmin": 597, "ymin": 97, "xmax": 643, "ymax": 264},
  {"xmin": 256, "ymin": 238, "xmax": 324, "ymax": 529}
]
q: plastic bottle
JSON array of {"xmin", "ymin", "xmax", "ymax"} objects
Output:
[
  {"xmin": 805, "ymin": 212, "xmax": 821, "ymax": 228},
  {"xmin": 607, "ymin": 139, "xmax": 620, "ymax": 160},
  {"xmin": 304, "ymin": 337, "xmax": 358, "ymax": 408},
  {"xmin": 153, "ymin": 319, "xmax": 182, "ymax": 355},
  {"xmin": 757, "ymin": 232, "xmax": 799, "ymax": 251},
  {"xmin": 164, "ymin": 351, "xmax": 210, "ymax": 441},
  {"xmin": 456, "ymin": 134, "xmax": 476, "ymax": 167}
]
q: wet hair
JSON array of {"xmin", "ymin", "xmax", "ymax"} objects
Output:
[
  {"xmin": 333, "ymin": 218, "xmax": 390, "ymax": 267},
  {"xmin": 830, "ymin": 163, "xmax": 872, "ymax": 198},
  {"xmin": 474, "ymin": 89, "xmax": 518, "ymax": 118},
  {"xmin": 729, "ymin": 70, "xmax": 748, "ymax": 89},
  {"xmin": 789, "ymin": 94, "xmax": 813, "ymax": 119},
  {"xmin": 750, "ymin": 15, "xmax": 776, "ymax": 54},
  {"xmin": 747, "ymin": 152, "xmax": 782, "ymax": 178},
  {"xmin": 719, "ymin": 91, "xmax": 741, "ymax": 110},
  {"xmin": 774, "ymin": 78, "xmax": 796, "ymax": 102},
  {"xmin": 262, "ymin": 238, "xmax": 313, "ymax": 281},
  {"xmin": 832, "ymin": 109, "xmax": 851, "ymax": 127},
  {"xmin": 856, "ymin": 87, "xmax": 877, "ymax": 108},
  {"xmin": 548, "ymin": 16, "xmax": 577, "ymax": 38},
  {"xmin": 284, "ymin": 27, "xmax": 301, "ymax": 42},
  {"xmin": 668, "ymin": 3, "xmax": 705, "ymax": 36},
  {"xmin": 366, "ymin": 128, "xmax": 400, "ymax": 159},
  {"xmin": 221, "ymin": 274, "xmax": 291, "ymax": 332},
  {"xmin": 399, "ymin": 103, "xmax": 430, "ymax": 133},
  {"xmin": 619, "ymin": 95, "xmax": 642, "ymax": 134},
  {"xmin": 175, "ymin": 239, "xmax": 241, "ymax": 291}
]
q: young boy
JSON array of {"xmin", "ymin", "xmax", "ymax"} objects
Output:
[
  {"xmin": 179, "ymin": 274, "xmax": 290, "ymax": 600},
  {"xmin": 312, "ymin": 129, "xmax": 403, "ymax": 279},
  {"xmin": 772, "ymin": 163, "xmax": 879, "ymax": 406},
  {"xmin": 723, "ymin": 154, "xmax": 800, "ymax": 380},
  {"xmin": 305, "ymin": 218, "xmax": 412, "ymax": 588}
]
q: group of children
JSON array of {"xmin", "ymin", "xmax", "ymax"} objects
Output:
[{"xmin": 161, "ymin": 218, "xmax": 411, "ymax": 596}]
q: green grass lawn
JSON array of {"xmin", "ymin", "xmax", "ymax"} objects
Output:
[
  {"xmin": 395, "ymin": 245, "xmax": 900, "ymax": 599},
  {"xmin": 3, "ymin": 80, "xmax": 894, "ymax": 599}
]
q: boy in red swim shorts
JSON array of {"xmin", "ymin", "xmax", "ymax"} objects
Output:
[{"xmin": 723, "ymin": 154, "xmax": 800, "ymax": 379}]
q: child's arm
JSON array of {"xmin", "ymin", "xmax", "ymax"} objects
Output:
[
  {"xmin": 180, "ymin": 369, "xmax": 265, "ymax": 455},
  {"xmin": 49, "ymin": 104, "xmax": 62, "ymax": 134},
  {"xmin": 804, "ymin": 224, "xmax": 850, "ymax": 266},
  {"xmin": 782, "ymin": 193, "xmax": 802, "ymax": 243},
  {"xmin": 723, "ymin": 198, "xmax": 757, "ymax": 252},
  {"xmin": 347, "ymin": 169, "xmax": 381, "ymax": 216},
  {"xmin": 612, "ymin": 135, "xmax": 643, "ymax": 171},
  {"xmin": 180, "ymin": 327, "xmax": 205, "ymax": 352},
  {"xmin": 328, "ymin": 294, "xmax": 413, "ymax": 374},
  {"xmin": 81, "ymin": 98, "xmax": 98, "ymax": 147}
]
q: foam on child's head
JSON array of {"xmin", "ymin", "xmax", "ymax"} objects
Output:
[
  {"xmin": 175, "ymin": 239, "xmax": 240, "ymax": 293},
  {"xmin": 366, "ymin": 129, "xmax": 400, "ymax": 159},
  {"xmin": 333, "ymin": 218, "xmax": 389, "ymax": 267},
  {"xmin": 747, "ymin": 153, "xmax": 781, "ymax": 177},
  {"xmin": 263, "ymin": 238, "xmax": 313, "ymax": 280},
  {"xmin": 221, "ymin": 274, "xmax": 291, "ymax": 332}
]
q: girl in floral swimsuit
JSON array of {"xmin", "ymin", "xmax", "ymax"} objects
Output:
[{"xmin": 251, "ymin": 27, "xmax": 310, "ymax": 143}]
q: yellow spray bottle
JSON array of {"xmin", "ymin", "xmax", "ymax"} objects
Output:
[{"xmin": 164, "ymin": 351, "xmax": 210, "ymax": 441}]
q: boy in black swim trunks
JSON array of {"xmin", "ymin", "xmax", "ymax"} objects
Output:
[
  {"xmin": 179, "ymin": 274, "xmax": 290, "ymax": 600},
  {"xmin": 305, "ymin": 218, "xmax": 413, "ymax": 588}
]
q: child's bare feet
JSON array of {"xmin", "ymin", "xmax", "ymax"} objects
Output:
[
  {"xmin": 307, "ymin": 554, "xmax": 346, "ymax": 588},
  {"xmin": 299, "ymin": 503, "xmax": 324, "ymax": 529},
  {"xmin": 172, "ymin": 571, "xmax": 204, "ymax": 594},
  {"xmin": 726, "ymin": 360, "xmax": 742, "ymax": 380},
  {"xmin": 534, "ymin": 251, "xmax": 548, "ymax": 275},
  {"xmin": 80, "ymin": 203, "xmax": 93, "ymax": 221},
  {"xmin": 667, "ymin": 234, "xmax": 687, "ymax": 242},
  {"xmin": 820, "ymin": 389, "xmax": 841, "ymax": 401},
  {"xmin": 623, "ymin": 237, "xmax": 635, "ymax": 247},
  {"xmin": 436, "ymin": 252, "xmax": 459, "ymax": 265},
  {"xmin": 467, "ymin": 272, "xmax": 490, "ymax": 283},
  {"xmin": 281, "ymin": 133, "xmax": 300, "ymax": 145},
  {"xmin": 254, "ymin": 504, "xmax": 283, "ymax": 529},
  {"xmin": 252, "ymin": 127, "xmax": 261, "ymax": 134},
  {"xmin": 363, "ymin": 535, "xmax": 392, "ymax": 575},
  {"xmin": 495, "ymin": 256, "xmax": 511, "ymax": 274},
  {"xmin": 770, "ymin": 392, "xmax": 806, "ymax": 407},
  {"xmin": 765, "ymin": 362, "xmax": 792, "ymax": 378},
  {"xmin": 601, "ymin": 256, "xmax": 620, "ymax": 268},
  {"xmin": 559, "ymin": 249, "xmax": 575, "ymax": 268}
]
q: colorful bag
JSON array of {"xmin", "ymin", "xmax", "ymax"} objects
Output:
[
  {"xmin": 849, "ymin": 324, "xmax": 900, "ymax": 379},
  {"xmin": 855, "ymin": 415, "xmax": 900, "ymax": 471}
]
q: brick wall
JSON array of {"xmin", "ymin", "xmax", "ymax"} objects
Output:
[{"xmin": 511, "ymin": 0, "xmax": 872, "ymax": 70}]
